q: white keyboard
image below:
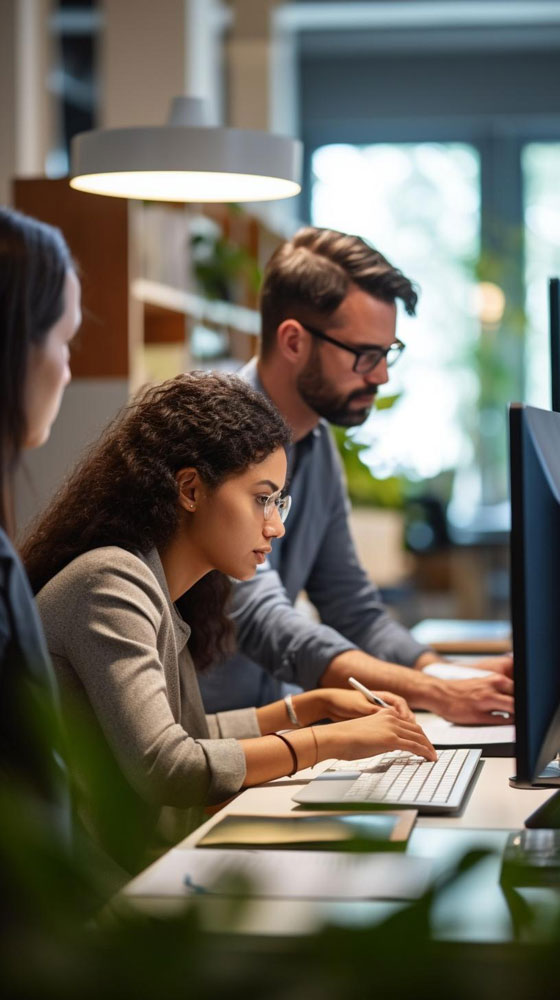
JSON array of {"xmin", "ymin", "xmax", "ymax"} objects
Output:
[
  {"xmin": 336, "ymin": 749, "xmax": 473, "ymax": 806},
  {"xmin": 293, "ymin": 747, "xmax": 482, "ymax": 814}
]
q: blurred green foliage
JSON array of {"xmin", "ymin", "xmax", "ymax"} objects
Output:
[
  {"xmin": 3, "ymin": 686, "xmax": 560, "ymax": 998},
  {"xmin": 191, "ymin": 232, "xmax": 261, "ymax": 304},
  {"xmin": 331, "ymin": 398, "xmax": 407, "ymax": 510},
  {"xmin": 332, "ymin": 401, "xmax": 457, "ymax": 514},
  {"xmin": 2, "ymin": 828, "xmax": 560, "ymax": 999},
  {"xmin": 465, "ymin": 223, "xmax": 527, "ymax": 504}
]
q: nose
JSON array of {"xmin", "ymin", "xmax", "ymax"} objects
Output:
[
  {"xmin": 263, "ymin": 507, "xmax": 286, "ymax": 540},
  {"xmin": 364, "ymin": 357, "xmax": 389, "ymax": 387}
]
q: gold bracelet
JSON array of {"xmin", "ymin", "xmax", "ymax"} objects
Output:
[{"xmin": 310, "ymin": 727, "xmax": 319, "ymax": 768}]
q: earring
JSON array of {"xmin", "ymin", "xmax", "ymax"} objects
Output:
[{"xmin": 188, "ymin": 502, "xmax": 196, "ymax": 511}]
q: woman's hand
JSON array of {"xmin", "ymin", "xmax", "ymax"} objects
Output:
[
  {"xmin": 324, "ymin": 708, "xmax": 437, "ymax": 763},
  {"xmin": 256, "ymin": 687, "xmax": 414, "ymax": 736},
  {"xmin": 319, "ymin": 688, "xmax": 415, "ymax": 723},
  {"xmin": 368, "ymin": 690, "xmax": 415, "ymax": 721},
  {"xmin": 246, "ymin": 706, "xmax": 436, "ymax": 786}
]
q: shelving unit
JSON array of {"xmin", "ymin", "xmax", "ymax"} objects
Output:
[
  {"xmin": 12, "ymin": 177, "xmax": 285, "ymax": 530},
  {"xmin": 14, "ymin": 177, "xmax": 285, "ymax": 386}
]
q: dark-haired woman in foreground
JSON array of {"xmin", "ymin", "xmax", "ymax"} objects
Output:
[
  {"xmin": 0, "ymin": 206, "xmax": 80, "ymax": 826},
  {"xmin": 23, "ymin": 372, "xmax": 435, "ymax": 872}
]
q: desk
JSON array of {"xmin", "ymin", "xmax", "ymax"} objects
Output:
[
  {"xmin": 174, "ymin": 756, "xmax": 549, "ymax": 833},
  {"xmin": 122, "ymin": 720, "xmax": 556, "ymax": 942}
]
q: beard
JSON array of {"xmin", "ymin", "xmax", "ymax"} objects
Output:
[{"xmin": 296, "ymin": 349, "xmax": 377, "ymax": 427}]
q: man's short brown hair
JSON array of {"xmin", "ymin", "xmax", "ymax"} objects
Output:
[{"xmin": 259, "ymin": 226, "xmax": 418, "ymax": 358}]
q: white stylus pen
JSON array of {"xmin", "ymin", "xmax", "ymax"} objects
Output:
[{"xmin": 348, "ymin": 676, "xmax": 391, "ymax": 708}]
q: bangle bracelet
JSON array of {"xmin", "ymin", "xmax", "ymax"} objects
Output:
[
  {"xmin": 310, "ymin": 727, "xmax": 319, "ymax": 767},
  {"xmin": 284, "ymin": 693, "xmax": 301, "ymax": 728},
  {"xmin": 274, "ymin": 732, "xmax": 299, "ymax": 776}
]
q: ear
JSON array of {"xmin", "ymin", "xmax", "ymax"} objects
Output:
[
  {"xmin": 275, "ymin": 319, "xmax": 310, "ymax": 367},
  {"xmin": 176, "ymin": 468, "xmax": 203, "ymax": 513}
]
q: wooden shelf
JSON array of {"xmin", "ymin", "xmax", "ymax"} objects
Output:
[{"xmin": 132, "ymin": 278, "xmax": 260, "ymax": 336}]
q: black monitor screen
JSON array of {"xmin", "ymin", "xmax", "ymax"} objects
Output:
[
  {"xmin": 510, "ymin": 403, "xmax": 560, "ymax": 785},
  {"xmin": 550, "ymin": 277, "xmax": 560, "ymax": 412}
]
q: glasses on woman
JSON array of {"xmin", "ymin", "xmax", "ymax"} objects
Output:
[
  {"xmin": 303, "ymin": 324, "xmax": 405, "ymax": 374},
  {"xmin": 260, "ymin": 489, "xmax": 292, "ymax": 523}
]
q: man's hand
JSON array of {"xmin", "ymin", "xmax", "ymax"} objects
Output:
[
  {"xmin": 433, "ymin": 672, "xmax": 514, "ymax": 725},
  {"xmin": 415, "ymin": 650, "xmax": 514, "ymax": 678},
  {"xmin": 321, "ymin": 648, "xmax": 514, "ymax": 726},
  {"xmin": 466, "ymin": 653, "xmax": 513, "ymax": 678}
]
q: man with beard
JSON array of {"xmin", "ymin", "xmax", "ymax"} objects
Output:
[{"xmin": 199, "ymin": 227, "xmax": 514, "ymax": 725}]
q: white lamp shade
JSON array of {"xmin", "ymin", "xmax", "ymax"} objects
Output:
[{"xmin": 70, "ymin": 107, "xmax": 302, "ymax": 202}]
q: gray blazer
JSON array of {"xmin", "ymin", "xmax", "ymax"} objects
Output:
[{"xmin": 37, "ymin": 546, "xmax": 260, "ymax": 858}]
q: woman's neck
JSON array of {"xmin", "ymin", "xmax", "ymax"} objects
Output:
[{"xmin": 158, "ymin": 534, "xmax": 211, "ymax": 602}]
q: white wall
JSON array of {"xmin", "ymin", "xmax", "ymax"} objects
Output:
[{"xmin": 0, "ymin": 0, "xmax": 54, "ymax": 205}]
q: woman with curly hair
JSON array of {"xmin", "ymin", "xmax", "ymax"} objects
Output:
[{"xmin": 23, "ymin": 372, "xmax": 434, "ymax": 874}]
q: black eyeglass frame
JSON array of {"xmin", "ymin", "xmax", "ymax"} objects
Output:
[{"xmin": 302, "ymin": 324, "xmax": 405, "ymax": 374}]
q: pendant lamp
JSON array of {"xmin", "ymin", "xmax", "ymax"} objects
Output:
[{"xmin": 70, "ymin": 97, "xmax": 302, "ymax": 203}]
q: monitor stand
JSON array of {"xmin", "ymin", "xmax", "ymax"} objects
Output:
[{"xmin": 509, "ymin": 756, "xmax": 560, "ymax": 789}]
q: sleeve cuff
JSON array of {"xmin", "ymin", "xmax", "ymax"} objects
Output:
[
  {"xmin": 196, "ymin": 737, "xmax": 247, "ymax": 804},
  {"xmin": 288, "ymin": 629, "xmax": 358, "ymax": 689},
  {"xmin": 214, "ymin": 707, "xmax": 260, "ymax": 739},
  {"xmin": 361, "ymin": 626, "xmax": 429, "ymax": 668},
  {"xmin": 205, "ymin": 708, "xmax": 260, "ymax": 739}
]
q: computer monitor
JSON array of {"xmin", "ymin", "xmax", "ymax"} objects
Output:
[
  {"xmin": 550, "ymin": 277, "xmax": 560, "ymax": 413},
  {"xmin": 509, "ymin": 402, "xmax": 560, "ymax": 788}
]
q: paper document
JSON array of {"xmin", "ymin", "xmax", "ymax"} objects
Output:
[
  {"xmin": 411, "ymin": 619, "xmax": 511, "ymax": 653},
  {"xmin": 423, "ymin": 663, "xmax": 493, "ymax": 681},
  {"xmin": 421, "ymin": 715, "xmax": 515, "ymax": 747},
  {"xmin": 412, "ymin": 619, "xmax": 511, "ymax": 643},
  {"xmin": 124, "ymin": 848, "xmax": 432, "ymax": 901}
]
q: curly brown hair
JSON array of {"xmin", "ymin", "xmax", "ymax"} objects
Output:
[{"xmin": 22, "ymin": 372, "xmax": 291, "ymax": 670}]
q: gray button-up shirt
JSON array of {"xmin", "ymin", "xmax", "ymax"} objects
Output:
[{"xmin": 199, "ymin": 358, "xmax": 428, "ymax": 711}]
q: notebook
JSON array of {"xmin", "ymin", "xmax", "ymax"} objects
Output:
[{"xmin": 195, "ymin": 811, "xmax": 416, "ymax": 850}]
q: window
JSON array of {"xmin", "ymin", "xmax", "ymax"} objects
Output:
[
  {"xmin": 311, "ymin": 142, "xmax": 480, "ymax": 490},
  {"xmin": 523, "ymin": 143, "xmax": 560, "ymax": 408}
]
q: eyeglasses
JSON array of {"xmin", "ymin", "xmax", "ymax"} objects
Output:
[
  {"xmin": 303, "ymin": 324, "xmax": 405, "ymax": 374},
  {"xmin": 261, "ymin": 489, "xmax": 292, "ymax": 523}
]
